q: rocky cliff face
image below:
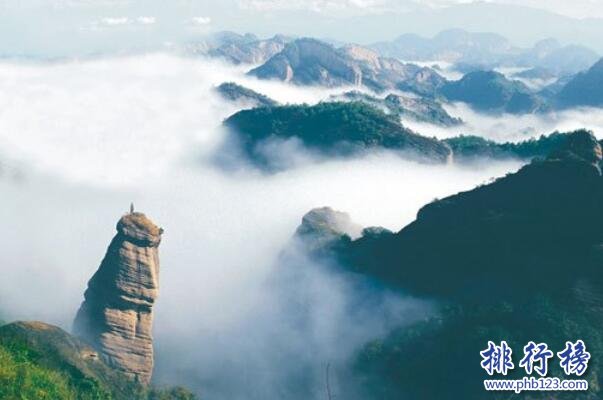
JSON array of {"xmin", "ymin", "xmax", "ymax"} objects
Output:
[
  {"xmin": 248, "ymin": 38, "xmax": 445, "ymax": 95},
  {"xmin": 208, "ymin": 34, "xmax": 289, "ymax": 65},
  {"xmin": 73, "ymin": 212, "xmax": 163, "ymax": 385}
]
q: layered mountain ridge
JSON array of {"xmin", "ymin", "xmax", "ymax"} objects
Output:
[{"xmin": 248, "ymin": 38, "xmax": 445, "ymax": 95}]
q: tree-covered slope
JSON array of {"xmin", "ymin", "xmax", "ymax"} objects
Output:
[
  {"xmin": 215, "ymin": 82, "xmax": 278, "ymax": 108},
  {"xmin": 222, "ymin": 97, "xmax": 594, "ymax": 170},
  {"xmin": 444, "ymin": 131, "xmax": 579, "ymax": 161},
  {"xmin": 295, "ymin": 131, "xmax": 603, "ymax": 399},
  {"xmin": 223, "ymin": 101, "xmax": 452, "ymax": 168},
  {"xmin": 331, "ymin": 91, "xmax": 462, "ymax": 127},
  {"xmin": 0, "ymin": 321, "xmax": 196, "ymax": 400}
]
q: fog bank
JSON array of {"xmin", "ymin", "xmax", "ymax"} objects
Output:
[{"xmin": 0, "ymin": 53, "xmax": 523, "ymax": 399}]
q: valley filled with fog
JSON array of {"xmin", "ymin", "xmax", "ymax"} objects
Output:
[
  {"xmin": 1, "ymin": 48, "xmax": 603, "ymax": 399},
  {"xmin": 0, "ymin": 53, "xmax": 522, "ymax": 397}
]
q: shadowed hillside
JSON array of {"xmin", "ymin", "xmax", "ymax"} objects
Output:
[{"xmin": 294, "ymin": 131, "xmax": 603, "ymax": 399}]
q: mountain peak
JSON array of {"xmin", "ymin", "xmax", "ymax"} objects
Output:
[
  {"xmin": 74, "ymin": 211, "xmax": 163, "ymax": 385},
  {"xmin": 117, "ymin": 212, "xmax": 163, "ymax": 246},
  {"xmin": 547, "ymin": 129, "xmax": 602, "ymax": 166}
]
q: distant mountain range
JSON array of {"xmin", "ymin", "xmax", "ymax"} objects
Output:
[
  {"xmin": 247, "ymin": 38, "xmax": 445, "ymax": 95},
  {"xmin": 238, "ymin": 34, "xmax": 603, "ymax": 115},
  {"xmin": 440, "ymin": 70, "xmax": 548, "ymax": 114},
  {"xmin": 372, "ymin": 29, "xmax": 517, "ymax": 65},
  {"xmin": 200, "ymin": 31, "xmax": 603, "ymax": 116},
  {"xmin": 194, "ymin": 29, "xmax": 599, "ymax": 79},
  {"xmin": 371, "ymin": 29, "xmax": 599, "ymax": 76},
  {"xmin": 186, "ymin": 32, "xmax": 291, "ymax": 65}
]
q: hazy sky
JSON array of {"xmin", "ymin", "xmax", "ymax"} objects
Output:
[
  {"xmin": 2, "ymin": 0, "xmax": 603, "ymax": 56},
  {"xmin": 236, "ymin": 0, "xmax": 603, "ymax": 19}
]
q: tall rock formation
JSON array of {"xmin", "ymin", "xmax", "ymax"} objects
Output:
[{"xmin": 73, "ymin": 211, "xmax": 163, "ymax": 385}]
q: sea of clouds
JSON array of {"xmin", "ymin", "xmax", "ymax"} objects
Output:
[{"xmin": 3, "ymin": 52, "xmax": 597, "ymax": 398}]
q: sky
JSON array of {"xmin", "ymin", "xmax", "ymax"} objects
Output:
[
  {"xmin": 2, "ymin": 0, "xmax": 603, "ymax": 56},
  {"xmin": 237, "ymin": 0, "xmax": 603, "ymax": 19}
]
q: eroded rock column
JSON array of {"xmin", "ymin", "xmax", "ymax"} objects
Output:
[{"xmin": 73, "ymin": 211, "xmax": 162, "ymax": 384}]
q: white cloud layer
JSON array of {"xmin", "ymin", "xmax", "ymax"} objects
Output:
[
  {"xmin": 238, "ymin": 0, "xmax": 400, "ymax": 14},
  {"xmin": 136, "ymin": 16, "xmax": 156, "ymax": 25},
  {"xmin": 191, "ymin": 16, "xmax": 212, "ymax": 25},
  {"xmin": 101, "ymin": 16, "xmax": 129, "ymax": 26},
  {"xmin": 0, "ymin": 53, "xmax": 521, "ymax": 398}
]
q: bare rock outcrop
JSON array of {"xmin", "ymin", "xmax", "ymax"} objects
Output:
[{"xmin": 73, "ymin": 211, "xmax": 163, "ymax": 385}]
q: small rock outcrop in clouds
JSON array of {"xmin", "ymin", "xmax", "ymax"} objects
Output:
[
  {"xmin": 295, "ymin": 207, "xmax": 363, "ymax": 251},
  {"xmin": 73, "ymin": 211, "xmax": 163, "ymax": 385}
]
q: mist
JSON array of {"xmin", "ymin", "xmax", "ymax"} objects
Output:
[
  {"xmin": 404, "ymin": 101, "xmax": 603, "ymax": 142},
  {"xmin": 0, "ymin": 53, "xmax": 525, "ymax": 398}
]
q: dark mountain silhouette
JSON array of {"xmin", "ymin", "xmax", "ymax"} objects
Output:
[
  {"xmin": 223, "ymin": 101, "xmax": 452, "ymax": 169},
  {"xmin": 317, "ymin": 130, "xmax": 603, "ymax": 297},
  {"xmin": 294, "ymin": 130, "xmax": 603, "ymax": 399}
]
